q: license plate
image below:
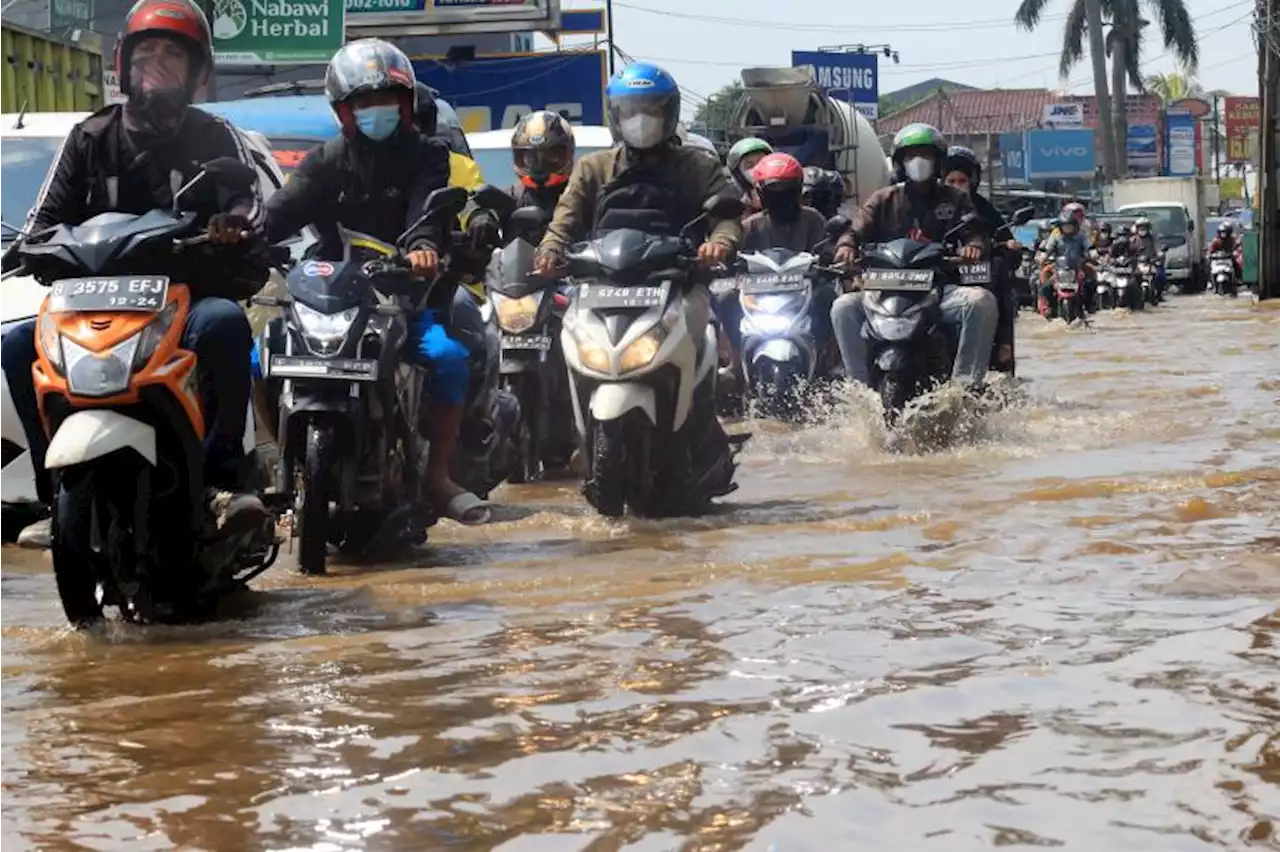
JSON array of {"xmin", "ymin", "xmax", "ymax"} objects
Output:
[
  {"xmin": 501, "ymin": 334, "xmax": 552, "ymax": 351},
  {"xmin": 738, "ymin": 272, "xmax": 807, "ymax": 294},
  {"xmin": 48, "ymin": 276, "xmax": 169, "ymax": 313},
  {"xmin": 577, "ymin": 281, "xmax": 670, "ymax": 310},
  {"xmin": 268, "ymin": 355, "xmax": 378, "ymax": 381},
  {"xmin": 958, "ymin": 262, "xmax": 991, "ymax": 286},
  {"xmin": 861, "ymin": 269, "xmax": 933, "ymax": 292}
]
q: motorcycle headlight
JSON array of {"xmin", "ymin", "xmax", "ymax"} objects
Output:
[
  {"xmin": 742, "ymin": 292, "xmax": 804, "ymax": 314},
  {"xmin": 63, "ymin": 334, "xmax": 139, "ymax": 398},
  {"xmin": 873, "ymin": 315, "xmax": 919, "ymax": 341},
  {"xmin": 493, "ymin": 292, "xmax": 542, "ymax": 334},
  {"xmin": 295, "ymin": 302, "xmax": 358, "ymax": 356},
  {"xmin": 38, "ymin": 312, "xmax": 63, "ymax": 373},
  {"xmin": 132, "ymin": 301, "xmax": 180, "ymax": 371}
]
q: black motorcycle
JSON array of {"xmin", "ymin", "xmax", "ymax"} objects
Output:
[
  {"xmin": 254, "ymin": 186, "xmax": 468, "ymax": 575},
  {"xmin": 484, "ymin": 206, "xmax": 575, "ymax": 482},
  {"xmin": 858, "ymin": 216, "xmax": 988, "ymax": 421}
]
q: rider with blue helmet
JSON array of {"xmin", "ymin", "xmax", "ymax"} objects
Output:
[{"xmin": 534, "ymin": 61, "xmax": 741, "ymax": 274}]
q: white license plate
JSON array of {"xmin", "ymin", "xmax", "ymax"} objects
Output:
[
  {"xmin": 269, "ymin": 356, "xmax": 378, "ymax": 381},
  {"xmin": 861, "ymin": 269, "xmax": 933, "ymax": 292},
  {"xmin": 501, "ymin": 334, "xmax": 552, "ymax": 351},
  {"xmin": 49, "ymin": 276, "xmax": 169, "ymax": 313}
]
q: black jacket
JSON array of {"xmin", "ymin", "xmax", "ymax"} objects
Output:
[
  {"xmin": 11, "ymin": 105, "xmax": 267, "ymax": 297},
  {"xmin": 266, "ymin": 128, "xmax": 451, "ymax": 258},
  {"xmin": 971, "ymin": 191, "xmax": 1016, "ymax": 348}
]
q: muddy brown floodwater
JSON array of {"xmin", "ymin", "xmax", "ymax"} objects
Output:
[{"xmin": 3, "ymin": 294, "xmax": 1279, "ymax": 851}]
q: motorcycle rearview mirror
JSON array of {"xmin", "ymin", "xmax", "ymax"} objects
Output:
[
  {"xmin": 267, "ymin": 244, "xmax": 294, "ymax": 267},
  {"xmin": 396, "ymin": 186, "xmax": 469, "ymax": 246},
  {"xmin": 171, "ymin": 157, "xmax": 258, "ymax": 213},
  {"xmin": 1011, "ymin": 206, "xmax": 1035, "ymax": 226},
  {"xmin": 704, "ymin": 193, "xmax": 746, "ymax": 220},
  {"xmin": 942, "ymin": 212, "xmax": 980, "ymax": 243},
  {"xmin": 509, "ymin": 205, "xmax": 548, "ymax": 238},
  {"xmin": 825, "ymin": 215, "xmax": 851, "ymax": 238},
  {"xmin": 473, "ymin": 184, "xmax": 516, "ymax": 218}
]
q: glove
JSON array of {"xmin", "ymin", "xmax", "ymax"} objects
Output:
[
  {"xmin": 466, "ymin": 212, "xmax": 500, "ymax": 252},
  {"xmin": 406, "ymin": 311, "xmax": 450, "ymax": 363}
]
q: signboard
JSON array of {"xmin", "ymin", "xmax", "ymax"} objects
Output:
[
  {"xmin": 1224, "ymin": 96, "xmax": 1260, "ymax": 164},
  {"xmin": 347, "ymin": 0, "xmax": 560, "ymax": 37},
  {"xmin": 1164, "ymin": 109, "xmax": 1196, "ymax": 177},
  {"xmin": 999, "ymin": 131, "xmax": 1027, "ymax": 182},
  {"xmin": 211, "ymin": 0, "xmax": 345, "ymax": 64},
  {"xmin": 50, "ymin": 0, "xmax": 92, "ymax": 32},
  {"xmin": 1026, "ymin": 128, "xmax": 1096, "ymax": 179},
  {"xmin": 791, "ymin": 50, "xmax": 879, "ymax": 119},
  {"xmin": 413, "ymin": 50, "xmax": 605, "ymax": 132},
  {"xmin": 102, "ymin": 70, "xmax": 126, "ymax": 105},
  {"xmin": 1170, "ymin": 97, "xmax": 1212, "ymax": 119},
  {"xmin": 1126, "ymin": 124, "xmax": 1159, "ymax": 171},
  {"xmin": 1042, "ymin": 103, "xmax": 1084, "ymax": 126}
]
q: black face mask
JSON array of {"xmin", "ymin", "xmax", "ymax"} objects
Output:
[
  {"xmin": 126, "ymin": 87, "xmax": 190, "ymax": 138},
  {"xmin": 761, "ymin": 188, "xmax": 801, "ymax": 223}
]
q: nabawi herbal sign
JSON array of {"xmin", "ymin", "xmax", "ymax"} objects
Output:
[{"xmin": 212, "ymin": 0, "xmax": 346, "ymax": 64}]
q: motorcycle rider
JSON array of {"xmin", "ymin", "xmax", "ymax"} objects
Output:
[
  {"xmin": 726, "ymin": 137, "xmax": 774, "ymax": 212},
  {"xmin": 1131, "ymin": 216, "xmax": 1166, "ymax": 294},
  {"xmin": 1037, "ymin": 211, "xmax": 1092, "ymax": 317},
  {"xmin": 1209, "ymin": 220, "xmax": 1243, "ymax": 281},
  {"xmin": 940, "ymin": 145, "xmax": 1016, "ymax": 368},
  {"xmin": 802, "ymin": 167, "xmax": 845, "ymax": 220},
  {"xmin": 466, "ymin": 109, "xmax": 576, "ymax": 244},
  {"xmin": 1096, "ymin": 221, "xmax": 1114, "ymax": 253},
  {"xmin": 829, "ymin": 123, "xmax": 995, "ymax": 390},
  {"xmin": 263, "ymin": 39, "xmax": 491, "ymax": 525},
  {"xmin": 0, "ymin": 0, "xmax": 269, "ymax": 549}
]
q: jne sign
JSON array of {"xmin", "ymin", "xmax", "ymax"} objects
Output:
[{"xmin": 1042, "ymin": 102, "xmax": 1084, "ymax": 125}]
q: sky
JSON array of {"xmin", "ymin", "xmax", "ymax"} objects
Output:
[{"xmin": 552, "ymin": 0, "xmax": 1259, "ymax": 117}]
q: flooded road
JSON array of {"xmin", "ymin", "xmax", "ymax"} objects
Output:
[{"xmin": 3, "ymin": 294, "xmax": 1278, "ymax": 851}]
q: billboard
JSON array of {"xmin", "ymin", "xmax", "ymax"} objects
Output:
[
  {"xmin": 212, "ymin": 0, "xmax": 345, "ymax": 65},
  {"xmin": 1026, "ymin": 128, "xmax": 1096, "ymax": 179},
  {"xmin": 791, "ymin": 50, "xmax": 879, "ymax": 119},
  {"xmin": 1126, "ymin": 124, "xmax": 1159, "ymax": 172},
  {"xmin": 1224, "ymin": 96, "xmax": 1260, "ymax": 164},
  {"xmin": 413, "ymin": 50, "xmax": 606, "ymax": 133},
  {"xmin": 1163, "ymin": 109, "xmax": 1196, "ymax": 177},
  {"xmin": 348, "ymin": 0, "xmax": 560, "ymax": 36},
  {"xmin": 1042, "ymin": 103, "xmax": 1084, "ymax": 125},
  {"xmin": 999, "ymin": 131, "xmax": 1027, "ymax": 182}
]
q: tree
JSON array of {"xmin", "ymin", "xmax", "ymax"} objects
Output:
[
  {"xmin": 693, "ymin": 81, "xmax": 744, "ymax": 137},
  {"xmin": 1015, "ymin": 0, "xmax": 1199, "ymax": 178},
  {"xmin": 1144, "ymin": 70, "xmax": 1204, "ymax": 104}
]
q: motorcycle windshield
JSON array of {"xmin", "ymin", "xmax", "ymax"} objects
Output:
[
  {"xmin": 864, "ymin": 238, "xmax": 944, "ymax": 269},
  {"xmin": 491, "ymin": 238, "xmax": 542, "ymax": 298},
  {"xmin": 570, "ymin": 229, "xmax": 685, "ymax": 283},
  {"xmin": 19, "ymin": 209, "xmax": 198, "ymax": 276},
  {"xmin": 289, "ymin": 230, "xmax": 395, "ymax": 314}
]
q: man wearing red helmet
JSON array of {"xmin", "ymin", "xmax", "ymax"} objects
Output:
[{"xmin": 1, "ymin": 0, "xmax": 270, "ymax": 547}]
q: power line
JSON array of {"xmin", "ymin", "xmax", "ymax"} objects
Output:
[{"xmin": 612, "ymin": 1, "xmax": 1071, "ymax": 33}]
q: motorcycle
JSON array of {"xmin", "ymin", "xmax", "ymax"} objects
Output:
[
  {"xmin": 253, "ymin": 186, "xmax": 469, "ymax": 576},
  {"xmin": 857, "ymin": 214, "xmax": 990, "ymax": 421},
  {"xmin": 1137, "ymin": 257, "xmax": 1161, "ymax": 305},
  {"xmin": 1094, "ymin": 262, "xmax": 1116, "ymax": 311},
  {"xmin": 1052, "ymin": 256, "xmax": 1086, "ymax": 323},
  {"xmin": 1109, "ymin": 257, "xmax": 1143, "ymax": 310},
  {"xmin": 1210, "ymin": 251, "xmax": 1238, "ymax": 297},
  {"xmin": 562, "ymin": 194, "xmax": 749, "ymax": 518},
  {"xmin": 483, "ymin": 205, "xmax": 575, "ymax": 482},
  {"xmin": 15, "ymin": 157, "xmax": 282, "ymax": 625},
  {"xmin": 732, "ymin": 242, "xmax": 844, "ymax": 418}
]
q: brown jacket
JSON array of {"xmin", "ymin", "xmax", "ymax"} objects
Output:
[
  {"xmin": 741, "ymin": 206, "xmax": 829, "ymax": 253},
  {"xmin": 540, "ymin": 142, "xmax": 742, "ymax": 255},
  {"xmin": 837, "ymin": 182, "xmax": 984, "ymax": 251}
]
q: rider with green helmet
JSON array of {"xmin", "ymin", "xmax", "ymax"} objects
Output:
[
  {"xmin": 830, "ymin": 122, "xmax": 1000, "ymax": 389},
  {"xmin": 726, "ymin": 137, "xmax": 774, "ymax": 207}
]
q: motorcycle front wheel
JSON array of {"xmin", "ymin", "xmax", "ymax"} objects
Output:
[
  {"xmin": 753, "ymin": 358, "xmax": 799, "ymax": 420},
  {"xmin": 51, "ymin": 470, "xmax": 103, "ymax": 626},
  {"xmin": 297, "ymin": 423, "xmax": 334, "ymax": 576},
  {"xmin": 878, "ymin": 372, "xmax": 913, "ymax": 424},
  {"xmin": 586, "ymin": 412, "xmax": 653, "ymax": 518},
  {"xmin": 503, "ymin": 374, "xmax": 540, "ymax": 484}
]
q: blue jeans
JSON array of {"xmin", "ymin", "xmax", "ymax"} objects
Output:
[{"xmin": 2, "ymin": 297, "xmax": 253, "ymax": 492}]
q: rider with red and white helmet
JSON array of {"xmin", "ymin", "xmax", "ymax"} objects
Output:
[
  {"xmin": 743, "ymin": 153, "xmax": 830, "ymax": 252},
  {"xmin": 1, "ymin": 0, "xmax": 271, "ymax": 548}
]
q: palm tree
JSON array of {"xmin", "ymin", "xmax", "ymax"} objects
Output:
[
  {"xmin": 1015, "ymin": 0, "xmax": 1199, "ymax": 178},
  {"xmin": 1144, "ymin": 70, "xmax": 1204, "ymax": 104}
]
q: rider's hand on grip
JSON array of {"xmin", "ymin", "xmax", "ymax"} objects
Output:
[
  {"xmin": 696, "ymin": 241, "xmax": 730, "ymax": 266},
  {"xmin": 406, "ymin": 248, "xmax": 439, "ymax": 277},
  {"xmin": 207, "ymin": 213, "xmax": 252, "ymax": 246},
  {"xmin": 534, "ymin": 248, "xmax": 567, "ymax": 277}
]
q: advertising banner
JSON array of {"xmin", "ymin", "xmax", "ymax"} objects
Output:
[
  {"xmin": 413, "ymin": 50, "xmax": 606, "ymax": 132},
  {"xmin": 1224, "ymin": 96, "xmax": 1261, "ymax": 164},
  {"xmin": 1042, "ymin": 103, "xmax": 1084, "ymax": 125},
  {"xmin": 347, "ymin": 0, "xmax": 559, "ymax": 37},
  {"xmin": 1163, "ymin": 109, "xmax": 1196, "ymax": 177},
  {"xmin": 1026, "ymin": 128, "xmax": 1096, "ymax": 179},
  {"xmin": 1126, "ymin": 124, "xmax": 1159, "ymax": 171},
  {"xmin": 212, "ymin": 0, "xmax": 345, "ymax": 64},
  {"xmin": 791, "ymin": 50, "xmax": 879, "ymax": 119},
  {"xmin": 999, "ymin": 131, "xmax": 1027, "ymax": 182}
]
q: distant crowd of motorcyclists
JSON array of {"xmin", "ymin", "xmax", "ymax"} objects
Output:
[{"xmin": 0, "ymin": 0, "xmax": 1245, "ymax": 625}]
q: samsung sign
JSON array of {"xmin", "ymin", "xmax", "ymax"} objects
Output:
[
  {"xmin": 1026, "ymin": 128, "xmax": 1096, "ymax": 179},
  {"xmin": 791, "ymin": 50, "xmax": 879, "ymax": 119}
]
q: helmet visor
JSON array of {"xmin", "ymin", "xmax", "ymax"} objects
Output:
[
  {"xmin": 514, "ymin": 145, "xmax": 573, "ymax": 180},
  {"xmin": 610, "ymin": 91, "xmax": 675, "ymax": 148}
]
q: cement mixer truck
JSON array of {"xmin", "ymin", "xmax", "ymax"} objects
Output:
[{"xmin": 727, "ymin": 66, "xmax": 892, "ymax": 213}]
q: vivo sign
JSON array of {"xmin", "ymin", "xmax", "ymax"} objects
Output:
[{"xmin": 1026, "ymin": 128, "xmax": 1096, "ymax": 178}]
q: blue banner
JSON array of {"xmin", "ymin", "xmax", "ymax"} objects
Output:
[
  {"xmin": 412, "ymin": 51, "xmax": 607, "ymax": 133},
  {"xmin": 791, "ymin": 50, "xmax": 879, "ymax": 118},
  {"xmin": 1163, "ymin": 110, "xmax": 1196, "ymax": 177},
  {"xmin": 1127, "ymin": 124, "xmax": 1159, "ymax": 171},
  {"xmin": 999, "ymin": 131, "xmax": 1027, "ymax": 182},
  {"xmin": 1026, "ymin": 128, "xmax": 1096, "ymax": 179}
]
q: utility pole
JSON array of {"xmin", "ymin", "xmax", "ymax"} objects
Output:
[
  {"xmin": 1259, "ymin": 0, "xmax": 1277, "ymax": 300},
  {"xmin": 605, "ymin": 0, "xmax": 616, "ymax": 75},
  {"xmin": 1212, "ymin": 92, "xmax": 1222, "ymax": 186}
]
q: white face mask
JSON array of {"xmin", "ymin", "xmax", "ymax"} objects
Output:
[
  {"xmin": 904, "ymin": 156, "xmax": 935, "ymax": 183},
  {"xmin": 618, "ymin": 113, "xmax": 666, "ymax": 149}
]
